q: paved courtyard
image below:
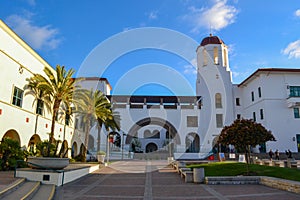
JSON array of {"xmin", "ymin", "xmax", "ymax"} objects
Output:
[{"xmin": 54, "ymin": 160, "xmax": 300, "ymax": 200}]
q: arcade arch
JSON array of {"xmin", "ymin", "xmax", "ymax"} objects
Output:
[
  {"xmin": 185, "ymin": 132, "xmax": 200, "ymax": 153},
  {"xmin": 126, "ymin": 117, "xmax": 181, "ymax": 145},
  {"xmin": 2, "ymin": 129, "xmax": 21, "ymax": 145}
]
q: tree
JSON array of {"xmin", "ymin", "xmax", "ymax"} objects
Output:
[
  {"xmin": 27, "ymin": 65, "xmax": 76, "ymax": 143},
  {"xmin": 73, "ymin": 89, "xmax": 115, "ymax": 161},
  {"xmin": 218, "ymin": 119, "xmax": 275, "ymax": 167},
  {"xmin": 26, "ymin": 65, "xmax": 77, "ymax": 156}
]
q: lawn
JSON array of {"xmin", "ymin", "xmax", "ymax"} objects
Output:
[{"xmin": 187, "ymin": 162, "xmax": 300, "ymax": 182}]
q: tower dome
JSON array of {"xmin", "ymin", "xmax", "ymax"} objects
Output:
[{"xmin": 200, "ymin": 34, "xmax": 224, "ymax": 46}]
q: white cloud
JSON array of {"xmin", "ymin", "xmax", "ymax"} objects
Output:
[
  {"xmin": 6, "ymin": 14, "xmax": 61, "ymax": 50},
  {"xmin": 183, "ymin": 0, "xmax": 238, "ymax": 33},
  {"xmin": 148, "ymin": 11, "xmax": 158, "ymax": 20},
  {"xmin": 295, "ymin": 9, "xmax": 300, "ymax": 17},
  {"xmin": 282, "ymin": 40, "xmax": 300, "ymax": 59},
  {"xmin": 182, "ymin": 58, "xmax": 197, "ymax": 75},
  {"xmin": 26, "ymin": 0, "xmax": 36, "ymax": 6}
]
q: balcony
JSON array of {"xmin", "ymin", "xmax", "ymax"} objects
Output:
[{"xmin": 287, "ymin": 96, "xmax": 300, "ymax": 108}]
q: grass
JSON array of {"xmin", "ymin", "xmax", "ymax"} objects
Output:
[{"xmin": 187, "ymin": 162, "xmax": 300, "ymax": 182}]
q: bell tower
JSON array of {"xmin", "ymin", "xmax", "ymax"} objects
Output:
[{"xmin": 196, "ymin": 34, "xmax": 234, "ymax": 152}]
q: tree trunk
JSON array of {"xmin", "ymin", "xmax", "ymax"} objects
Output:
[
  {"xmin": 97, "ymin": 122, "xmax": 103, "ymax": 152},
  {"xmin": 83, "ymin": 115, "xmax": 91, "ymax": 162},
  {"xmin": 48, "ymin": 100, "xmax": 60, "ymax": 156}
]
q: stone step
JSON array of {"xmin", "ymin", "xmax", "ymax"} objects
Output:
[
  {"xmin": 31, "ymin": 184, "xmax": 56, "ymax": 200},
  {"xmin": 0, "ymin": 178, "xmax": 25, "ymax": 197},
  {"xmin": 0, "ymin": 181, "xmax": 40, "ymax": 200}
]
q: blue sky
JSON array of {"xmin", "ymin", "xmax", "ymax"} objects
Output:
[{"xmin": 1, "ymin": 0, "xmax": 300, "ymax": 95}]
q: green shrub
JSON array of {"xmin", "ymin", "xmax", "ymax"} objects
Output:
[{"xmin": 0, "ymin": 138, "xmax": 25, "ymax": 171}]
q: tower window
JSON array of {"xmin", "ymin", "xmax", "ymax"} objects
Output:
[
  {"xmin": 237, "ymin": 114, "xmax": 241, "ymax": 119},
  {"xmin": 216, "ymin": 114, "xmax": 223, "ymax": 128},
  {"xmin": 253, "ymin": 112, "xmax": 256, "ymax": 122},
  {"xmin": 223, "ymin": 49, "xmax": 228, "ymax": 67},
  {"xmin": 294, "ymin": 108, "xmax": 300, "ymax": 118},
  {"xmin": 213, "ymin": 47, "xmax": 218, "ymax": 65},
  {"xmin": 215, "ymin": 93, "xmax": 222, "ymax": 108},
  {"xmin": 235, "ymin": 98, "xmax": 240, "ymax": 106},
  {"xmin": 260, "ymin": 109, "xmax": 264, "ymax": 120},
  {"xmin": 251, "ymin": 91, "xmax": 254, "ymax": 102},
  {"xmin": 258, "ymin": 87, "xmax": 262, "ymax": 98}
]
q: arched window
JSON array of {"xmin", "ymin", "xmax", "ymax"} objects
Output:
[
  {"xmin": 215, "ymin": 93, "xmax": 222, "ymax": 108},
  {"xmin": 203, "ymin": 49, "xmax": 208, "ymax": 66},
  {"xmin": 223, "ymin": 49, "xmax": 228, "ymax": 67},
  {"xmin": 214, "ymin": 47, "xmax": 218, "ymax": 64}
]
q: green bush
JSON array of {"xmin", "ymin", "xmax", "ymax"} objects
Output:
[{"xmin": 0, "ymin": 138, "xmax": 25, "ymax": 171}]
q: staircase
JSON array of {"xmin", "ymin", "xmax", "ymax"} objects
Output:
[{"xmin": 0, "ymin": 178, "xmax": 55, "ymax": 200}]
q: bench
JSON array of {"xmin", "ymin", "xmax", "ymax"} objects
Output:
[
  {"xmin": 182, "ymin": 171, "xmax": 193, "ymax": 183},
  {"xmin": 263, "ymin": 160, "xmax": 273, "ymax": 166},
  {"xmin": 274, "ymin": 161, "xmax": 285, "ymax": 167}
]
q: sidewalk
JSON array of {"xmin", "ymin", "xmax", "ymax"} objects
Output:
[{"xmin": 54, "ymin": 160, "xmax": 300, "ymax": 200}]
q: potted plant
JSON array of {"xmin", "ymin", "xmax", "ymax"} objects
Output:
[
  {"xmin": 96, "ymin": 151, "xmax": 106, "ymax": 164},
  {"xmin": 26, "ymin": 140, "xmax": 70, "ymax": 170}
]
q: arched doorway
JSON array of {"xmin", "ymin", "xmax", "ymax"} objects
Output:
[
  {"xmin": 27, "ymin": 134, "xmax": 41, "ymax": 153},
  {"xmin": 126, "ymin": 117, "xmax": 180, "ymax": 145},
  {"xmin": 72, "ymin": 142, "xmax": 78, "ymax": 158},
  {"xmin": 146, "ymin": 142, "xmax": 158, "ymax": 153},
  {"xmin": 2, "ymin": 129, "xmax": 21, "ymax": 145},
  {"xmin": 185, "ymin": 133, "xmax": 200, "ymax": 153}
]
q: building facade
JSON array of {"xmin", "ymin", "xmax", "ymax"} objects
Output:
[{"xmin": 1, "ymin": 18, "xmax": 300, "ymax": 160}]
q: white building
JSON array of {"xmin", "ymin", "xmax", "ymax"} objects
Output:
[
  {"xmin": 1, "ymin": 18, "xmax": 299, "ymax": 160},
  {"xmin": 0, "ymin": 20, "xmax": 80, "ymax": 157}
]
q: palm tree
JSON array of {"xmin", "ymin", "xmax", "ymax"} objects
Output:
[
  {"xmin": 26, "ymin": 65, "xmax": 76, "ymax": 146},
  {"xmin": 73, "ymin": 89, "xmax": 115, "ymax": 161}
]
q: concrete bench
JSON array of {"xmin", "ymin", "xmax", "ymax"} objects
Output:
[
  {"xmin": 255, "ymin": 159, "xmax": 263, "ymax": 165},
  {"xmin": 274, "ymin": 161, "xmax": 285, "ymax": 167},
  {"xmin": 263, "ymin": 160, "xmax": 273, "ymax": 166},
  {"xmin": 291, "ymin": 161, "xmax": 300, "ymax": 168},
  {"xmin": 182, "ymin": 171, "xmax": 193, "ymax": 183}
]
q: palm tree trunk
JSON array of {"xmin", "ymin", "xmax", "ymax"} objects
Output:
[
  {"xmin": 97, "ymin": 122, "xmax": 103, "ymax": 152},
  {"xmin": 83, "ymin": 116, "xmax": 91, "ymax": 162},
  {"xmin": 48, "ymin": 101, "xmax": 60, "ymax": 156}
]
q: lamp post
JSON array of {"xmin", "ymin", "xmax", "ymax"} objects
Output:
[{"xmin": 121, "ymin": 132, "xmax": 126, "ymax": 160}]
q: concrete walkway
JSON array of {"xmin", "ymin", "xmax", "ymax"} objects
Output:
[{"xmin": 55, "ymin": 160, "xmax": 300, "ymax": 200}]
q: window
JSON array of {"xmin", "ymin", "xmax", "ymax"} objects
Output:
[
  {"xmin": 203, "ymin": 49, "xmax": 208, "ymax": 66},
  {"xmin": 223, "ymin": 49, "xmax": 228, "ymax": 67},
  {"xmin": 237, "ymin": 114, "xmax": 241, "ymax": 119},
  {"xmin": 251, "ymin": 91, "xmax": 254, "ymax": 102},
  {"xmin": 12, "ymin": 87, "xmax": 24, "ymax": 107},
  {"xmin": 215, "ymin": 93, "xmax": 222, "ymax": 108},
  {"xmin": 294, "ymin": 108, "xmax": 300, "ymax": 118},
  {"xmin": 253, "ymin": 112, "xmax": 256, "ymax": 121},
  {"xmin": 65, "ymin": 113, "xmax": 70, "ymax": 126},
  {"xmin": 187, "ymin": 116, "xmax": 198, "ymax": 127},
  {"xmin": 290, "ymin": 86, "xmax": 300, "ymax": 97},
  {"xmin": 75, "ymin": 118, "xmax": 79, "ymax": 129},
  {"xmin": 36, "ymin": 99, "xmax": 44, "ymax": 115},
  {"xmin": 258, "ymin": 87, "xmax": 262, "ymax": 98},
  {"xmin": 216, "ymin": 114, "xmax": 223, "ymax": 128},
  {"xmin": 260, "ymin": 109, "xmax": 264, "ymax": 120},
  {"xmin": 213, "ymin": 47, "xmax": 218, "ymax": 64},
  {"xmin": 235, "ymin": 98, "xmax": 240, "ymax": 106}
]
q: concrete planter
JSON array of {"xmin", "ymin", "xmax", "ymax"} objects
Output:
[
  {"xmin": 97, "ymin": 155, "xmax": 105, "ymax": 164},
  {"xmin": 193, "ymin": 168, "xmax": 205, "ymax": 183},
  {"xmin": 27, "ymin": 156, "xmax": 70, "ymax": 170}
]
